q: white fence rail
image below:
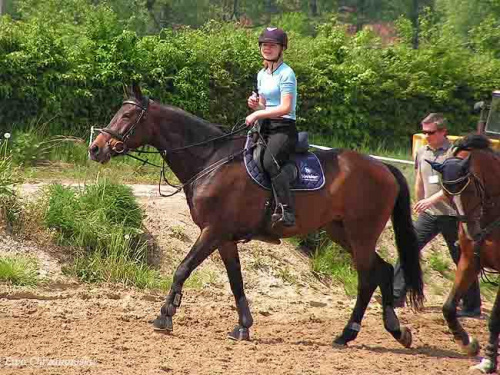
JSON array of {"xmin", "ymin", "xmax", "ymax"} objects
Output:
[{"xmin": 310, "ymin": 144, "xmax": 414, "ymax": 165}]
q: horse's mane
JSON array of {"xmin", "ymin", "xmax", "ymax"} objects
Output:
[
  {"xmin": 163, "ymin": 104, "xmax": 225, "ymax": 133},
  {"xmin": 453, "ymin": 134, "xmax": 492, "ymax": 155},
  {"xmin": 128, "ymin": 95, "xmax": 227, "ymax": 135}
]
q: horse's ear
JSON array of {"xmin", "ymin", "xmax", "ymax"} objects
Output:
[
  {"xmin": 426, "ymin": 159, "xmax": 445, "ymax": 173},
  {"xmin": 131, "ymin": 82, "xmax": 143, "ymax": 101},
  {"xmin": 459, "ymin": 155, "xmax": 471, "ymax": 169}
]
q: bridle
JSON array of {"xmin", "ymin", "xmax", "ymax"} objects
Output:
[
  {"xmin": 93, "ymin": 97, "xmax": 249, "ymax": 197},
  {"xmin": 440, "ymin": 173, "xmax": 472, "ymax": 196},
  {"xmin": 443, "ymin": 157, "xmax": 500, "ymax": 280},
  {"xmin": 96, "ymin": 98, "xmax": 149, "ymax": 154}
]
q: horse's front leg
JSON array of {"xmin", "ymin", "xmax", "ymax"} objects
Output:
[
  {"xmin": 218, "ymin": 241, "xmax": 253, "ymax": 341},
  {"xmin": 442, "ymin": 258, "xmax": 480, "ymax": 356},
  {"xmin": 470, "ymin": 287, "xmax": 500, "ymax": 374},
  {"xmin": 153, "ymin": 228, "xmax": 220, "ymax": 332}
]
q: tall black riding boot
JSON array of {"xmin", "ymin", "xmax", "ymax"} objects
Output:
[{"xmin": 271, "ymin": 168, "xmax": 295, "ymax": 227}]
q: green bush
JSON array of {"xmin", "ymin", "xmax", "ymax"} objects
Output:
[
  {"xmin": 1, "ymin": 1, "xmax": 500, "ymax": 148},
  {"xmin": 41, "ymin": 179, "xmax": 169, "ymax": 288}
]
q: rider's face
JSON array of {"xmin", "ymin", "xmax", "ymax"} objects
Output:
[{"xmin": 260, "ymin": 42, "xmax": 282, "ymax": 61}]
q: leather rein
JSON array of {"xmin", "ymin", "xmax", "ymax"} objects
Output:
[{"xmin": 95, "ymin": 98, "xmax": 248, "ymax": 197}]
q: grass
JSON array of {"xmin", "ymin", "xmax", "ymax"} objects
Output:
[
  {"xmin": 18, "ymin": 138, "xmax": 176, "ymax": 185},
  {"xmin": 0, "ymin": 255, "xmax": 39, "ymax": 286},
  {"xmin": 310, "ymin": 233, "xmax": 358, "ymax": 297},
  {"xmin": 0, "ymin": 137, "xmax": 24, "ymax": 230},
  {"xmin": 427, "ymin": 250, "xmax": 453, "ymax": 279},
  {"xmin": 277, "ymin": 266, "xmax": 298, "ymax": 285},
  {"xmin": 39, "ymin": 179, "xmax": 171, "ymax": 290},
  {"xmin": 480, "ymin": 276, "xmax": 500, "ymax": 302}
]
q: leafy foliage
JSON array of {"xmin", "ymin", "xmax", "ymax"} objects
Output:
[
  {"xmin": 42, "ymin": 179, "xmax": 172, "ymax": 289},
  {"xmin": 1, "ymin": 1, "xmax": 499, "ymax": 148}
]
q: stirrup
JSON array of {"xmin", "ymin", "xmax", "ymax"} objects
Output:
[{"xmin": 272, "ymin": 204, "xmax": 295, "ymax": 227}]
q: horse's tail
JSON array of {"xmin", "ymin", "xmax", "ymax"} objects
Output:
[{"xmin": 385, "ymin": 163, "xmax": 424, "ymax": 309}]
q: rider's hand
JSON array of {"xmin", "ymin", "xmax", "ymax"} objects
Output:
[
  {"xmin": 246, "ymin": 112, "xmax": 259, "ymax": 127},
  {"xmin": 247, "ymin": 93, "xmax": 260, "ymax": 110}
]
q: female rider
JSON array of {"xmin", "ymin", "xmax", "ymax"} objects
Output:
[{"xmin": 246, "ymin": 27, "xmax": 298, "ymax": 227}]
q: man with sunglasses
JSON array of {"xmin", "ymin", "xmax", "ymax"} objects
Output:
[{"xmin": 392, "ymin": 113, "xmax": 481, "ymax": 317}]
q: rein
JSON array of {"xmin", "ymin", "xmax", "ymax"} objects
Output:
[{"xmin": 97, "ymin": 98, "xmax": 249, "ymax": 196}]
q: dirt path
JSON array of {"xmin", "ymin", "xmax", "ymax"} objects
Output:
[{"xmin": 0, "ymin": 184, "xmax": 493, "ymax": 374}]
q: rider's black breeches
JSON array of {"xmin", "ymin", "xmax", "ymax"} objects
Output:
[{"xmin": 261, "ymin": 122, "xmax": 297, "ymax": 177}]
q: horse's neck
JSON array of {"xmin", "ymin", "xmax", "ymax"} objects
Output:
[
  {"xmin": 151, "ymin": 104, "xmax": 229, "ymax": 183},
  {"xmin": 474, "ymin": 151, "xmax": 500, "ymax": 221}
]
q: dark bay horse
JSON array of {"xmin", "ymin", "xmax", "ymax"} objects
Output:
[
  {"xmin": 429, "ymin": 134, "xmax": 500, "ymax": 373},
  {"xmin": 89, "ymin": 84, "xmax": 423, "ymax": 348}
]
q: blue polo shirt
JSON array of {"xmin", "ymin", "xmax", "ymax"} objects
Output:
[{"xmin": 257, "ymin": 63, "xmax": 297, "ymax": 120}]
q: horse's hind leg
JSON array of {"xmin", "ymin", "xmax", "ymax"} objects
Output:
[
  {"xmin": 471, "ymin": 287, "xmax": 500, "ymax": 373},
  {"xmin": 153, "ymin": 228, "xmax": 220, "ymax": 332},
  {"xmin": 324, "ymin": 222, "xmax": 378, "ymax": 346},
  {"xmin": 218, "ymin": 241, "xmax": 253, "ymax": 341},
  {"xmin": 375, "ymin": 254, "xmax": 412, "ymax": 348},
  {"xmin": 333, "ymin": 262, "xmax": 378, "ymax": 346}
]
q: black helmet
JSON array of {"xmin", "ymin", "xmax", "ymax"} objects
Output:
[{"xmin": 258, "ymin": 27, "xmax": 288, "ymax": 50}]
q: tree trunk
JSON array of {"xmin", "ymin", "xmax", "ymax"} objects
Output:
[
  {"xmin": 0, "ymin": 0, "xmax": 4, "ymax": 16},
  {"xmin": 310, "ymin": 0, "xmax": 318, "ymax": 16},
  {"xmin": 410, "ymin": 0, "xmax": 420, "ymax": 49},
  {"xmin": 232, "ymin": 0, "xmax": 239, "ymax": 20},
  {"xmin": 356, "ymin": 0, "xmax": 366, "ymax": 32}
]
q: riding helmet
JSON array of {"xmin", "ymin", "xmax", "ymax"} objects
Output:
[{"xmin": 258, "ymin": 27, "xmax": 288, "ymax": 50}]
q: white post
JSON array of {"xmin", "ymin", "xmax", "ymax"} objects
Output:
[{"xmin": 89, "ymin": 126, "xmax": 95, "ymax": 147}]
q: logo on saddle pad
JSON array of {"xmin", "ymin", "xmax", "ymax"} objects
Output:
[
  {"xmin": 243, "ymin": 136, "xmax": 325, "ymax": 191},
  {"xmin": 301, "ymin": 167, "xmax": 320, "ymax": 182}
]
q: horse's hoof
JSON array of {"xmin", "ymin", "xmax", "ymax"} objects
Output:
[
  {"xmin": 332, "ymin": 336, "xmax": 348, "ymax": 348},
  {"xmin": 152, "ymin": 315, "xmax": 173, "ymax": 332},
  {"xmin": 228, "ymin": 326, "xmax": 250, "ymax": 341},
  {"xmin": 397, "ymin": 327, "xmax": 412, "ymax": 348},
  {"xmin": 469, "ymin": 358, "xmax": 495, "ymax": 373},
  {"xmin": 464, "ymin": 337, "xmax": 480, "ymax": 357}
]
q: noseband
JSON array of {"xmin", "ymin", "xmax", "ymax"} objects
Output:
[
  {"xmin": 440, "ymin": 173, "xmax": 472, "ymax": 196},
  {"xmin": 97, "ymin": 98, "xmax": 149, "ymax": 153}
]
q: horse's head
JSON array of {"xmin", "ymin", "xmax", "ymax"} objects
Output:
[
  {"xmin": 89, "ymin": 83, "xmax": 152, "ymax": 163},
  {"xmin": 427, "ymin": 155, "xmax": 472, "ymax": 196}
]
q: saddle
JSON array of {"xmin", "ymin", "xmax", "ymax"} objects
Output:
[{"xmin": 243, "ymin": 129, "xmax": 325, "ymax": 191}]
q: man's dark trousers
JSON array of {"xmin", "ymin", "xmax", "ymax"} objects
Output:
[{"xmin": 393, "ymin": 212, "xmax": 481, "ymax": 310}]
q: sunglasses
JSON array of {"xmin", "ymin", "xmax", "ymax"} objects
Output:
[{"xmin": 422, "ymin": 130, "xmax": 438, "ymax": 135}]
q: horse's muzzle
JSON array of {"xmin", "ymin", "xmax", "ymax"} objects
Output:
[{"xmin": 88, "ymin": 144, "xmax": 111, "ymax": 164}]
